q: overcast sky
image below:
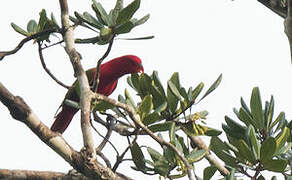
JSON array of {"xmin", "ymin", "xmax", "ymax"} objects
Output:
[{"xmin": 0, "ymin": 0, "xmax": 291, "ymax": 179}]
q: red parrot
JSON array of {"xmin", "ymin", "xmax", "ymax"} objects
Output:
[{"xmin": 51, "ymin": 55, "xmax": 144, "ymax": 134}]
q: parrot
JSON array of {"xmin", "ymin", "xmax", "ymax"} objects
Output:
[{"xmin": 50, "ymin": 55, "xmax": 144, "ymax": 134}]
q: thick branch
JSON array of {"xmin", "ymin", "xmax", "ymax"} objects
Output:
[
  {"xmin": 0, "ymin": 169, "xmax": 88, "ymax": 180},
  {"xmin": 0, "ymin": 82, "xmax": 134, "ymax": 180},
  {"xmin": 59, "ymin": 0, "xmax": 97, "ymax": 171}
]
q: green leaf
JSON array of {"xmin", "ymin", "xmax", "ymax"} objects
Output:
[
  {"xmin": 186, "ymin": 149, "xmax": 207, "ymax": 163},
  {"xmin": 270, "ymin": 112, "xmax": 285, "ymax": 131},
  {"xmin": 134, "ymin": 14, "xmax": 150, "ymax": 26},
  {"xmin": 257, "ymin": 175, "xmax": 265, "ymax": 180},
  {"xmin": 92, "ymin": 0, "xmax": 111, "ymax": 26},
  {"xmin": 92, "ymin": 100, "xmax": 115, "ymax": 112},
  {"xmin": 167, "ymin": 80, "xmax": 182, "ymax": 101},
  {"xmin": 262, "ymin": 159, "xmax": 287, "ymax": 172},
  {"xmin": 275, "ymin": 127, "xmax": 290, "ymax": 153},
  {"xmin": 27, "ymin": 20, "xmax": 37, "ymax": 33},
  {"xmin": 75, "ymin": 37, "xmax": 100, "ymax": 44},
  {"xmin": 278, "ymin": 142, "xmax": 292, "ymax": 155},
  {"xmin": 38, "ymin": 9, "xmax": 48, "ymax": 31},
  {"xmin": 200, "ymin": 74, "xmax": 222, "ymax": 101},
  {"xmin": 163, "ymin": 146, "xmax": 176, "ymax": 164},
  {"xmin": 167, "ymin": 86, "xmax": 179, "ymax": 114},
  {"xmin": 240, "ymin": 97, "xmax": 252, "ymax": 117},
  {"xmin": 153, "ymin": 159, "xmax": 169, "ymax": 177},
  {"xmin": 152, "ymin": 71, "xmax": 166, "ymax": 97},
  {"xmin": 238, "ymin": 107, "xmax": 254, "ymax": 127},
  {"xmin": 222, "ymin": 123, "xmax": 245, "ymax": 140},
  {"xmin": 114, "ymin": 20, "xmax": 135, "ymax": 34},
  {"xmin": 147, "ymin": 147, "xmax": 163, "ymax": 162},
  {"xmin": 248, "ymin": 125, "xmax": 261, "ymax": 159},
  {"xmin": 204, "ymin": 126, "xmax": 222, "ymax": 136},
  {"xmin": 192, "ymin": 82, "xmax": 204, "ymax": 102},
  {"xmin": 51, "ymin": 13, "xmax": 60, "ymax": 29},
  {"xmin": 128, "ymin": 73, "xmax": 140, "ymax": 92},
  {"xmin": 11, "ymin": 23, "xmax": 29, "ymax": 36},
  {"xmin": 265, "ymin": 96, "xmax": 274, "ymax": 129},
  {"xmin": 177, "ymin": 136, "xmax": 189, "ymax": 156},
  {"xmin": 203, "ymin": 166, "xmax": 217, "ymax": 180},
  {"xmin": 125, "ymin": 89, "xmax": 136, "ymax": 109},
  {"xmin": 238, "ymin": 139, "xmax": 257, "ymax": 164},
  {"xmin": 120, "ymin": 35, "xmax": 155, "ymax": 40},
  {"xmin": 143, "ymin": 112, "xmax": 162, "ymax": 126},
  {"xmin": 111, "ymin": 0, "xmax": 123, "ymax": 24},
  {"xmin": 116, "ymin": 0, "xmax": 140, "ymax": 25},
  {"xmin": 169, "ymin": 122, "xmax": 176, "ymax": 143},
  {"xmin": 224, "ymin": 116, "xmax": 246, "ymax": 135},
  {"xmin": 130, "ymin": 142, "xmax": 146, "ymax": 170},
  {"xmin": 83, "ymin": 12, "xmax": 103, "ymax": 29},
  {"xmin": 138, "ymin": 95, "xmax": 153, "ymax": 119},
  {"xmin": 148, "ymin": 122, "xmax": 174, "ymax": 132},
  {"xmin": 210, "ymin": 137, "xmax": 237, "ymax": 166},
  {"xmin": 169, "ymin": 72, "xmax": 180, "ymax": 88},
  {"xmin": 174, "ymin": 137, "xmax": 183, "ymax": 154},
  {"xmin": 260, "ymin": 137, "xmax": 276, "ymax": 162},
  {"xmin": 250, "ymin": 87, "xmax": 264, "ymax": 129}
]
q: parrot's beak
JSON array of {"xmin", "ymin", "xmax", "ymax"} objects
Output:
[{"xmin": 137, "ymin": 64, "xmax": 144, "ymax": 74}]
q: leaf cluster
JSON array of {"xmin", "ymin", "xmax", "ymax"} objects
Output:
[
  {"xmin": 93, "ymin": 71, "xmax": 222, "ymax": 178},
  {"xmin": 70, "ymin": 0, "xmax": 152, "ymax": 45},
  {"xmin": 11, "ymin": 9, "xmax": 60, "ymax": 42},
  {"xmin": 209, "ymin": 87, "xmax": 292, "ymax": 180}
]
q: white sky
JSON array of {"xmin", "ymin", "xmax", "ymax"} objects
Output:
[{"xmin": 0, "ymin": 0, "xmax": 291, "ymax": 179}]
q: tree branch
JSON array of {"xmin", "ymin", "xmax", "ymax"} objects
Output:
[
  {"xmin": 58, "ymin": 0, "xmax": 98, "ymax": 175},
  {"xmin": 0, "ymin": 82, "xmax": 133, "ymax": 180},
  {"xmin": 189, "ymin": 135, "xmax": 230, "ymax": 176},
  {"xmin": 0, "ymin": 28, "xmax": 59, "ymax": 60},
  {"xmin": 0, "ymin": 169, "xmax": 89, "ymax": 180},
  {"xmin": 92, "ymin": 37, "xmax": 114, "ymax": 92},
  {"xmin": 37, "ymin": 42, "xmax": 70, "ymax": 89},
  {"xmin": 257, "ymin": 0, "xmax": 287, "ymax": 18}
]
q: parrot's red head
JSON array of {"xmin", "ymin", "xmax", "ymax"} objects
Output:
[
  {"xmin": 120, "ymin": 55, "xmax": 144, "ymax": 74},
  {"xmin": 105, "ymin": 55, "xmax": 144, "ymax": 76}
]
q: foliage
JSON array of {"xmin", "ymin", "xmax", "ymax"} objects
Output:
[
  {"xmin": 4, "ymin": 0, "xmax": 292, "ymax": 179},
  {"xmin": 70, "ymin": 0, "xmax": 153, "ymax": 44},
  {"xmin": 93, "ymin": 71, "xmax": 222, "ymax": 178},
  {"xmin": 209, "ymin": 87, "xmax": 292, "ymax": 179},
  {"xmin": 11, "ymin": 9, "xmax": 60, "ymax": 42}
]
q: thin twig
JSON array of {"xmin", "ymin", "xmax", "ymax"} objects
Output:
[
  {"xmin": 37, "ymin": 42, "xmax": 70, "ymax": 89},
  {"xmin": 90, "ymin": 115, "xmax": 119, "ymax": 156},
  {"xmin": 92, "ymin": 37, "xmax": 114, "ymax": 92},
  {"xmin": 93, "ymin": 112, "xmax": 144, "ymax": 136},
  {"xmin": 96, "ymin": 114, "xmax": 116, "ymax": 152},
  {"xmin": 0, "ymin": 28, "xmax": 59, "ymax": 60},
  {"xmin": 41, "ymin": 40, "xmax": 64, "ymax": 50},
  {"xmin": 112, "ymin": 136, "xmax": 138, "ymax": 172},
  {"xmin": 96, "ymin": 150, "xmax": 112, "ymax": 168}
]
